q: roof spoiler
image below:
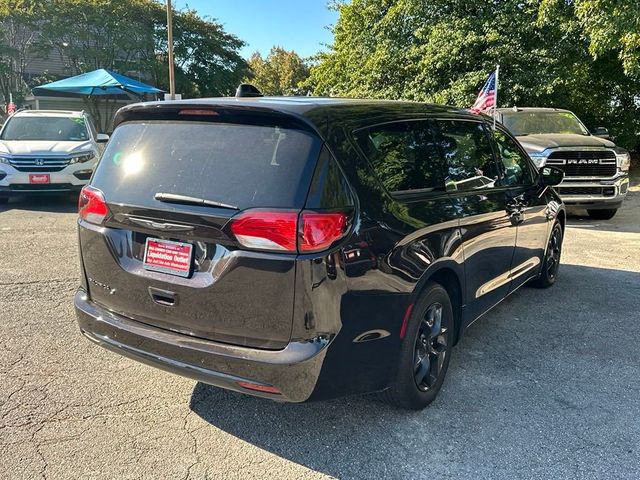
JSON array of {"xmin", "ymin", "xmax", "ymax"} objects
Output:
[{"xmin": 235, "ymin": 84, "xmax": 263, "ymax": 98}]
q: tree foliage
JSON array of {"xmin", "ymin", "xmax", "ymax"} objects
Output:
[
  {"xmin": 0, "ymin": 0, "xmax": 249, "ymax": 108},
  {"xmin": 310, "ymin": 0, "xmax": 640, "ymax": 149},
  {"xmin": 246, "ymin": 46, "xmax": 310, "ymax": 95}
]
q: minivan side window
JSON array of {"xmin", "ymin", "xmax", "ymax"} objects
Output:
[
  {"xmin": 354, "ymin": 120, "xmax": 445, "ymax": 195},
  {"xmin": 491, "ymin": 128, "xmax": 535, "ymax": 186},
  {"xmin": 436, "ymin": 120, "xmax": 499, "ymax": 192}
]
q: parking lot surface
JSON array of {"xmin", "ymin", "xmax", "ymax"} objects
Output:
[{"xmin": 1, "ymin": 178, "xmax": 639, "ymax": 480}]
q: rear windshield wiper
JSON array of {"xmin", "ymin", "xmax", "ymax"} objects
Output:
[{"xmin": 154, "ymin": 192, "xmax": 239, "ymax": 210}]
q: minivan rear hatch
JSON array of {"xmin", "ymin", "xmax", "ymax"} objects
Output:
[{"xmin": 79, "ymin": 105, "xmax": 323, "ymax": 349}]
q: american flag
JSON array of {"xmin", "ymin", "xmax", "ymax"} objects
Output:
[{"xmin": 470, "ymin": 72, "xmax": 497, "ymax": 113}]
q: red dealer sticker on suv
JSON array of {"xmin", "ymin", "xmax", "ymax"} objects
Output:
[
  {"xmin": 29, "ymin": 174, "xmax": 50, "ymax": 184},
  {"xmin": 143, "ymin": 238, "xmax": 193, "ymax": 277}
]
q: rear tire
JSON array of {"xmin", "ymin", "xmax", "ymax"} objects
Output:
[
  {"xmin": 381, "ymin": 282, "xmax": 454, "ymax": 410},
  {"xmin": 587, "ymin": 209, "xmax": 617, "ymax": 220},
  {"xmin": 531, "ymin": 221, "xmax": 563, "ymax": 289}
]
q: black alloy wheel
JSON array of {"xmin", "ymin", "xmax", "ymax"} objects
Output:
[
  {"xmin": 382, "ymin": 282, "xmax": 453, "ymax": 410},
  {"xmin": 531, "ymin": 221, "xmax": 563, "ymax": 288},
  {"xmin": 413, "ymin": 302, "xmax": 448, "ymax": 392}
]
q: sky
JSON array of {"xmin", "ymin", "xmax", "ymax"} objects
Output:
[{"xmin": 173, "ymin": 0, "xmax": 339, "ymax": 59}]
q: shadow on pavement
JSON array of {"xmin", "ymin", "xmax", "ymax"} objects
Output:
[
  {"xmin": 0, "ymin": 194, "xmax": 78, "ymax": 214},
  {"xmin": 189, "ymin": 264, "xmax": 640, "ymax": 479}
]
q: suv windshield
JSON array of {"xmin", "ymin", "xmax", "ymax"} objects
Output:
[
  {"xmin": 1, "ymin": 116, "xmax": 89, "ymax": 141},
  {"xmin": 501, "ymin": 111, "xmax": 589, "ymax": 136}
]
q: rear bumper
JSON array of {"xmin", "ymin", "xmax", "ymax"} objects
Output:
[{"xmin": 74, "ymin": 289, "xmax": 331, "ymax": 402}]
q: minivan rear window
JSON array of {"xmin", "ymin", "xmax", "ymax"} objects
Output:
[{"xmin": 91, "ymin": 121, "xmax": 322, "ymax": 209}]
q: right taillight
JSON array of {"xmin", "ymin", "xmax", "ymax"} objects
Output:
[
  {"xmin": 299, "ymin": 211, "xmax": 348, "ymax": 253},
  {"xmin": 78, "ymin": 185, "xmax": 108, "ymax": 225},
  {"xmin": 229, "ymin": 210, "xmax": 349, "ymax": 253}
]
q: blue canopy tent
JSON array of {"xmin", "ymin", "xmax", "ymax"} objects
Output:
[
  {"xmin": 31, "ymin": 69, "xmax": 164, "ymax": 132},
  {"xmin": 32, "ymin": 68, "xmax": 163, "ymax": 98}
]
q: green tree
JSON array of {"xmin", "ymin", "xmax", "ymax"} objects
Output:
[
  {"xmin": 540, "ymin": 0, "xmax": 640, "ymax": 79},
  {"xmin": 247, "ymin": 46, "xmax": 310, "ymax": 95},
  {"xmin": 0, "ymin": 0, "xmax": 249, "ymax": 110},
  {"xmin": 0, "ymin": 0, "xmax": 48, "ymax": 110},
  {"xmin": 309, "ymin": 0, "xmax": 640, "ymax": 149}
]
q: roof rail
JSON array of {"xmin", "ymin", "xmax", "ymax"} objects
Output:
[{"xmin": 235, "ymin": 84, "xmax": 263, "ymax": 98}]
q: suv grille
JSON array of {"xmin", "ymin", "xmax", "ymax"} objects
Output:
[
  {"xmin": 9, "ymin": 157, "xmax": 71, "ymax": 172},
  {"xmin": 546, "ymin": 150, "xmax": 617, "ymax": 177}
]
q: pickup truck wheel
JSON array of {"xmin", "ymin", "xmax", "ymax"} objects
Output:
[
  {"xmin": 531, "ymin": 221, "xmax": 563, "ymax": 288},
  {"xmin": 381, "ymin": 282, "xmax": 453, "ymax": 410},
  {"xmin": 587, "ymin": 209, "xmax": 617, "ymax": 220}
]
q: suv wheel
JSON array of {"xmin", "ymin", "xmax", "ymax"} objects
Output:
[
  {"xmin": 587, "ymin": 209, "xmax": 617, "ymax": 220},
  {"xmin": 531, "ymin": 221, "xmax": 563, "ymax": 288},
  {"xmin": 382, "ymin": 282, "xmax": 453, "ymax": 410}
]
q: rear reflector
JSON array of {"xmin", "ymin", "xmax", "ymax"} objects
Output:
[
  {"xmin": 399, "ymin": 303, "xmax": 414, "ymax": 339},
  {"xmin": 230, "ymin": 209, "xmax": 349, "ymax": 253},
  {"xmin": 78, "ymin": 185, "xmax": 108, "ymax": 225},
  {"xmin": 236, "ymin": 381, "xmax": 281, "ymax": 395}
]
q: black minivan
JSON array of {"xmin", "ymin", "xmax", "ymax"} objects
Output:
[{"xmin": 75, "ymin": 97, "xmax": 565, "ymax": 410}]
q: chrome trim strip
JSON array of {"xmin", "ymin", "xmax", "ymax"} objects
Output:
[{"xmin": 475, "ymin": 257, "xmax": 541, "ymax": 298}]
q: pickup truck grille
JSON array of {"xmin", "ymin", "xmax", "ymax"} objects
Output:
[
  {"xmin": 558, "ymin": 186, "xmax": 616, "ymax": 197},
  {"xmin": 546, "ymin": 150, "xmax": 617, "ymax": 178},
  {"xmin": 8, "ymin": 157, "xmax": 71, "ymax": 172}
]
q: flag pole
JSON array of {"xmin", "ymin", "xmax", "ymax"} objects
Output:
[
  {"xmin": 166, "ymin": 0, "xmax": 176, "ymax": 100},
  {"xmin": 493, "ymin": 64, "xmax": 500, "ymax": 130}
]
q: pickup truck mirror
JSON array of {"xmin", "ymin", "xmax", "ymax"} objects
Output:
[
  {"xmin": 591, "ymin": 127, "xmax": 610, "ymax": 139},
  {"xmin": 540, "ymin": 166, "xmax": 564, "ymax": 187}
]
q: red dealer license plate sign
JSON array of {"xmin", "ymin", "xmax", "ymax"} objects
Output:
[
  {"xmin": 29, "ymin": 174, "xmax": 50, "ymax": 184},
  {"xmin": 143, "ymin": 238, "xmax": 193, "ymax": 277}
]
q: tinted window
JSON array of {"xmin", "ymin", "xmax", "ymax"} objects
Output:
[
  {"xmin": 91, "ymin": 121, "xmax": 322, "ymax": 209},
  {"xmin": 354, "ymin": 120, "xmax": 445, "ymax": 195},
  {"xmin": 306, "ymin": 147, "xmax": 354, "ymax": 209},
  {"xmin": 492, "ymin": 129, "xmax": 534, "ymax": 186},
  {"xmin": 1, "ymin": 116, "xmax": 89, "ymax": 141},
  {"xmin": 436, "ymin": 120, "xmax": 499, "ymax": 192}
]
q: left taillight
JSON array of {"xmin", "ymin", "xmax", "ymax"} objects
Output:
[{"xmin": 78, "ymin": 185, "xmax": 108, "ymax": 225}]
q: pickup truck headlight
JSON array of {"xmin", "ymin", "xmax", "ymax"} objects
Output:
[
  {"xmin": 69, "ymin": 152, "xmax": 95, "ymax": 164},
  {"xmin": 0, "ymin": 154, "xmax": 11, "ymax": 165},
  {"xmin": 528, "ymin": 152, "xmax": 548, "ymax": 168},
  {"xmin": 615, "ymin": 150, "xmax": 631, "ymax": 172}
]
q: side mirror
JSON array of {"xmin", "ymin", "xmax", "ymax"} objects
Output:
[
  {"xmin": 591, "ymin": 127, "xmax": 610, "ymax": 139},
  {"xmin": 96, "ymin": 133, "xmax": 110, "ymax": 143},
  {"xmin": 540, "ymin": 166, "xmax": 564, "ymax": 187}
]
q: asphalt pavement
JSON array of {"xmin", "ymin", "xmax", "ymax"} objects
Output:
[{"xmin": 1, "ymin": 177, "xmax": 639, "ymax": 479}]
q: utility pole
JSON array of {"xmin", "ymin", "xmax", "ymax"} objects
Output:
[{"xmin": 166, "ymin": 0, "xmax": 176, "ymax": 100}]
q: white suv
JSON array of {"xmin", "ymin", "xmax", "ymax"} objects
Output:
[{"xmin": 0, "ymin": 110, "xmax": 108, "ymax": 203}]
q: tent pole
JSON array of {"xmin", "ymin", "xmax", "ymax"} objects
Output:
[{"xmin": 166, "ymin": 0, "xmax": 176, "ymax": 100}]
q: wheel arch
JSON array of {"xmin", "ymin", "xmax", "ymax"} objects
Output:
[
  {"xmin": 557, "ymin": 208, "xmax": 566, "ymax": 232},
  {"xmin": 413, "ymin": 262, "xmax": 465, "ymax": 345}
]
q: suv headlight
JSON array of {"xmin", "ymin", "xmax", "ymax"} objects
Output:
[
  {"xmin": 0, "ymin": 154, "xmax": 11, "ymax": 164},
  {"xmin": 528, "ymin": 152, "xmax": 548, "ymax": 168},
  {"xmin": 69, "ymin": 152, "xmax": 95, "ymax": 164},
  {"xmin": 614, "ymin": 149, "xmax": 631, "ymax": 172}
]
